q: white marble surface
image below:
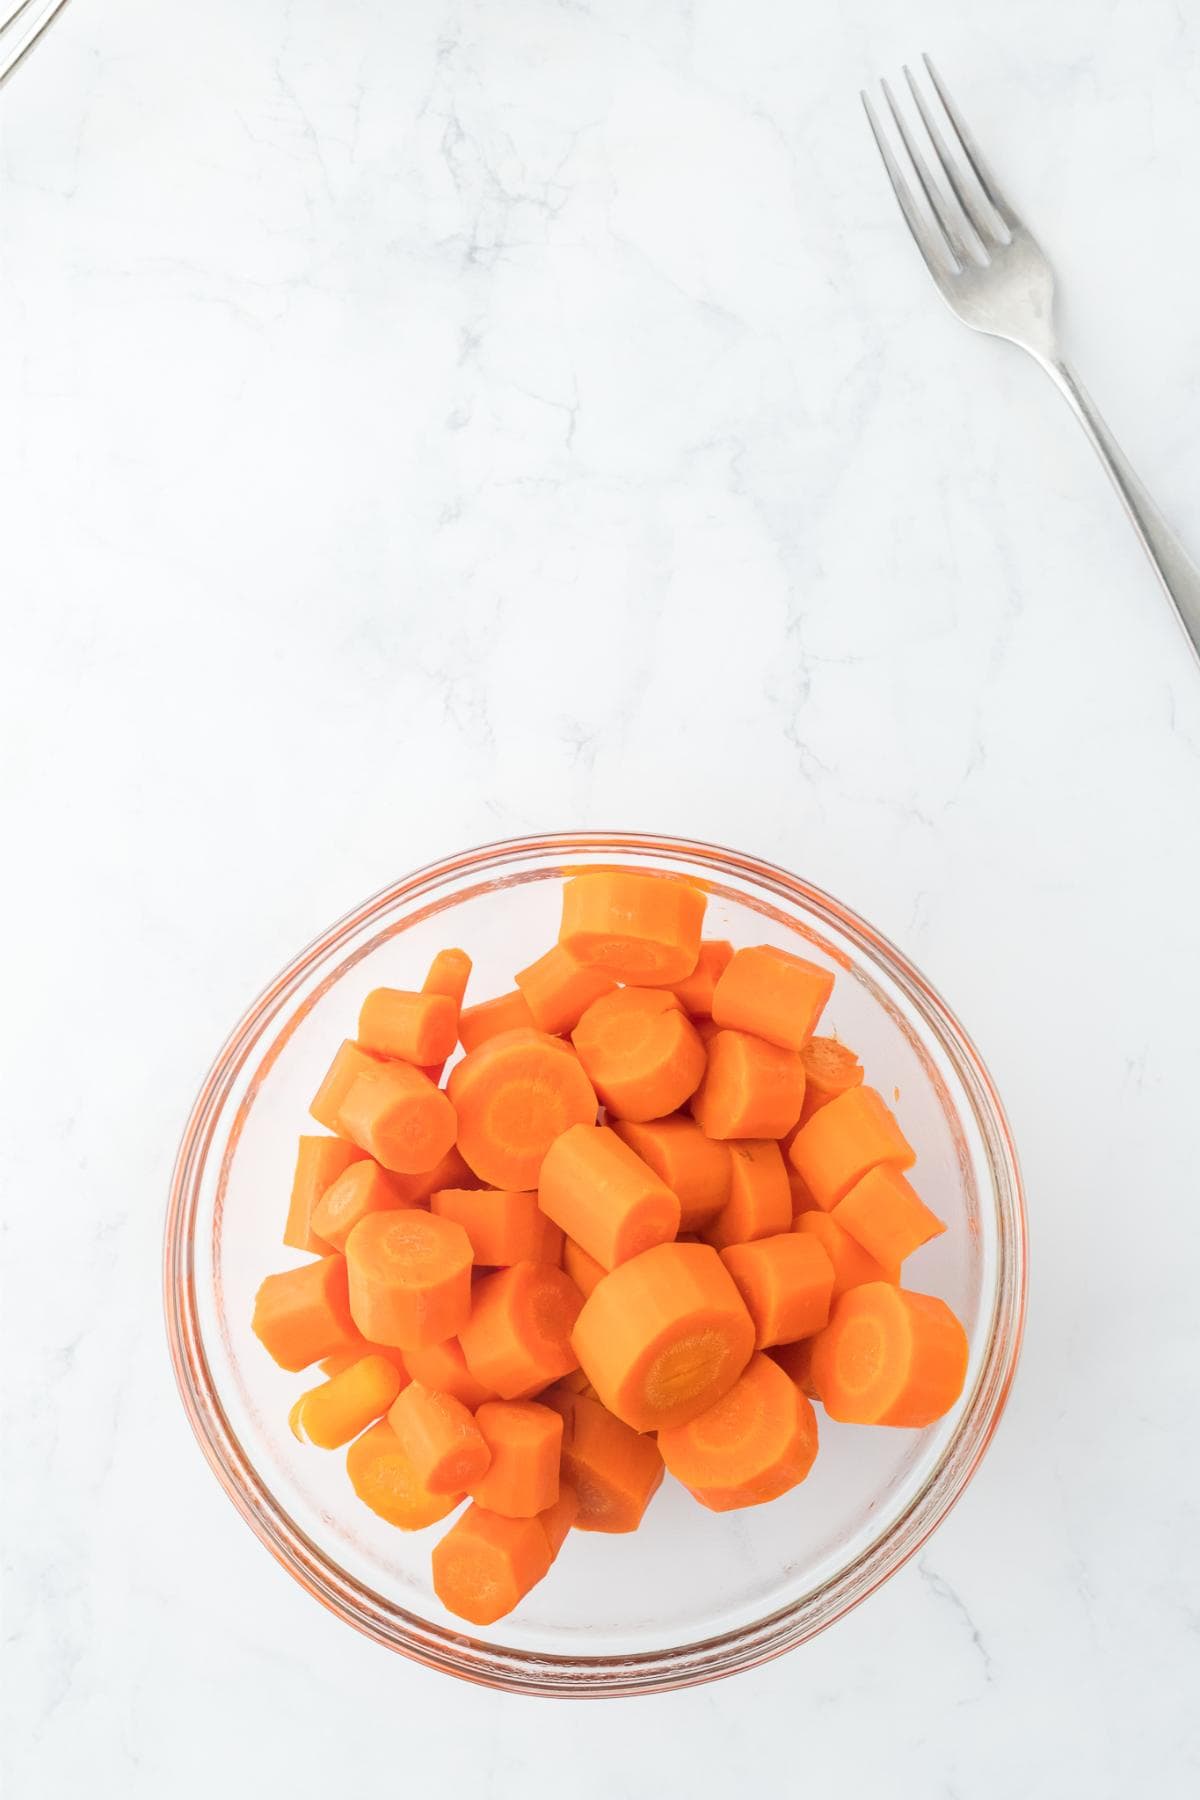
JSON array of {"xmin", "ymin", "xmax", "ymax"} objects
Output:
[{"xmin": 4, "ymin": 0, "xmax": 1200, "ymax": 1792}]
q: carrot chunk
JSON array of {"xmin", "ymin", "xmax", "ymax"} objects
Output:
[
  {"xmin": 422, "ymin": 947, "xmax": 472, "ymax": 1008},
  {"xmin": 431, "ymin": 1187, "xmax": 563, "ymax": 1267},
  {"xmin": 339, "ymin": 1059, "xmax": 458, "ymax": 1175},
  {"xmin": 658, "ymin": 1352, "xmax": 819, "ymax": 1511},
  {"xmin": 284, "ymin": 1136, "xmax": 366, "ymax": 1253},
  {"xmin": 558, "ymin": 871, "xmax": 706, "ymax": 984},
  {"xmin": 571, "ymin": 988, "xmax": 706, "ymax": 1122},
  {"xmin": 309, "ymin": 1040, "xmax": 387, "ymax": 1135},
  {"xmin": 346, "ymin": 1420, "xmax": 461, "ymax": 1529},
  {"xmin": 562, "ymin": 1238, "xmax": 606, "ymax": 1298},
  {"xmin": 690, "ymin": 1029, "xmax": 806, "ymax": 1140},
  {"xmin": 788, "ymin": 1085, "xmax": 916, "ymax": 1210},
  {"xmin": 832, "ymin": 1163, "xmax": 945, "ymax": 1269},
  {"xmin": 793, "ymin": 1210, "xmax": 898, "ymax": 1298},
  {"xmin": 289, "ymin": 1354, "xmax": 405, "ymax": 1449},
  {"xmin": 345, "ymin": 1210, "xmax": 473, "ymax": 1349},
  {"xmin": 252, "ymin": 1255, "xmax": 358, "ymax": 1371},
  {"xmin": 319, "ymin": 1337, "xmax": 408, "ymax": 1380},
  {"xmin": 459, "ymin": 1262, "xmax": 585, "ymax": 1399},
  {"xmin": 810, "ymin": 1283, "xmax": 968, "ymax": 1426},
  {"xmin": 538, "ymin": 1124, "xmax": 680, "ymax": 1271},
  {"xmin": 388, "ymin": 1381, "xmax": 492, "ymax": 1493},
  {"xmin": 311, "ymin": 1157, "xmax": 404, "ymax": 1254},
  {"xmin": 538, "ymin": 1482, "xmax": 579, "ymax": 1557},
  {"xmin": 459, "ymin": 989, "xmax": 535, "ymax": 1053},
  {"xmin": 432, "ymin": 1503, "xmax": 553, "ymax": 1625},
  {"xmin": 470, "ymin": 1400, "xmax": 563, "ymax": 1517},
  {"xmin": 798, "ymin": 1035, "xmax": 863, "ymax": 1124},
  {"xmin": 654, "ymin": 938, "xmax": 734, "ymax": 1016},
  {"xmin": 541, "ymin": 1386, "xmax": 664, "ymax": 1532},
  {"xmin": 711, "ymin": 945, "xmax": 834, "ymax": 1051},
  {"xmin": 701, "ymin": 1138, "xmax": 791, "ymax": 1249},
  {"xmin": 404, "ymin": 1336, "xmax": 497, "ymax": 1409},
  {"xmin": 571, "ymin": 1241, "xmax": 755, "ymax": 1432},
  {"xmin": 610, "ymin": 1115, "xmax": 731, "ymax": 1231},
  {"xmin": 447, "ymin": 1028, "xmax": 597, "ymax": 1188},
  {"xmin": 719, "ymin": 1232, "xmax": 835, "ymax": 1348},
  {"xmin": 515, "ymin": 943, "xmax": 617, "ymax": 1034},
  {"xmin": 357, "ymin": 988, "xmax": 459, "ymax": 1065}
]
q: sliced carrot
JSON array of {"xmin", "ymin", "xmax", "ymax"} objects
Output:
[
  {"xmin": 711, "ymin": 945, "xmax": 834, "ymax": 1051},
  {"xmin": 470, "ymin": 1400, "xmax": 562, "ymax": 1517},
  {"xmin": 562, "ymin": 1238, "xmax": 605, "ymax": 1299},
  {"xmin": 289, "ymin": 1354, "xmax": 405, "ymax": 1449},
  {"xmin": 252, "ymin": 1256, "xmax": 358, "ymax": 1371},
  {"xmin": 388, "ymin": 1381, "xmax": 492, "ymax": 1493},
  {"xmin": 283, "ymin": 1136, "xmax": 366, "ymax": 1253},
  {"xmin": 447, "ymin": 1027, "xmax": 597, "ymax": 1188},
  {"xmin": 423, "ymin": 947, "xmax": 472, "ymax": 1008},
  {"xmin": 319, "ymin": 1337, "xmax": 408, "ymax": 1380},
  {"xmin": 768, "ymin": 1337, "xmax": 821, "ymax": 1400},
  {"xmin": 346, "ymin": 1420, "xmax": 461, "ymax": 1530},
  {"xmin": 538, "ymin": 1482, "xmax": 579, "ymax": 1557},
  {"xmin": 798, "ymin": 1035, "xmax": 863, "ymax": 1125},
  {"xmin": 344, "ymin": 1210, "xmax": 473, "ymax": 1349},
  {"xmin": 559, "ymin": 871, "xmax": 706, "ymax": 984},
  {"xmin": 794, "ymin": 1210, "xmax": 898, "ymax": 1298},
  {"xmin": 339, "ymin": 1059, "xmax": 457, "ymax": 1175},
  {"xmin": 690, "ymin": 1029, "xmax": 806, "ymax": 1140},
  {"xmin": 389, "ymin": 1143, "xmax": 480, "ymax": 1208},
  {"xmin": 810, "ymin": 1283, "xmax": 968, "ymax": 1426},
  {"xmin": 832, "ymin": 1163, "xmax": 945, "ymax": 1269},
  {"xmin": 658, "ymin": 1352, "xmax": 819, "ymax": 1511},
  {"xmin": 309, "ymin": 1040, "xmax": 387, "ymax": 1135},
  {"xmin": 610, "ymin": 1115, "xmax": 731, "ymax": 1231},
  {"xmin": 719, "ymin": 1232, "xmax": 836, "ymax": 1348},
  {"xmin": 430, "ymin": 1188, "xmax": 563, "ymax": 1268},
  {"xmin": 788, "ymin": 1085, "xmax": 916, "ymax": 1210},
  {"xmin": 655, "ymin": 938, "xmax": 734, "ymax": 1016},
  {"xmin": 571, "ymin": 987, "xmax": 706, "ymax": 1122},
  {"xmin": 538, "ymin": 1124, "xmax": 680, "ymax": 1270},
  {"xmin": 541, "ymin": 1387, "xmax": 664, "ymax": 1532},
  {"xmin": 404, "ymin": 1336, "xmax": 497, "ymax": 1409},
  {"xmin": 459, "ymin": 989, "xmax": 535, "ymax": 1053},
  {"xmin": 459, "ymin": 1262, "xmax": 585, "ymax": 1399},
  {"xmin": 571, "ymin": 1241, "xmax": 755, "ymax": 1432},
  {"xmin": 310, "ymin": 1157, "xmax": 403, "ymax": 1254},
  {"xmin": 515, "ymin": 943, "xmax": 617, "ymax": 1034},
  {"xmin": 701, "ymin": 1139, "xmax": 791, "ymax": 1249},
  {"xmin": 357, "ymin": 988, "xmax": 459, "ymax": 1065},
  {"xmin": 431, "ymin": 1503, "xmax": 553, "ymax": 1625}
]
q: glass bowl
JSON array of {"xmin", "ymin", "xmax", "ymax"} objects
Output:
[{"xmin": 164, "ymin": 833, "xmax": 1026, "ymax": 1696}]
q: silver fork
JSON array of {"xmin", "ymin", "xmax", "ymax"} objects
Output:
[
  {"xmin": 1, "ymin": 0, "xmax": 74, "ymax": 89},
  {"xmin": 864, "ymin": 55, "xmax": 1200, "ymax": 666}
]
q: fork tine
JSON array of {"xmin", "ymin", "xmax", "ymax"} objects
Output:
[
  {"xmin": 862, "ymin": 91, "xmax": 957, "ymax": 281},
  {"xmin": 880, "ymin": 78, "xmax": 973, "ymax": 266},
  {"xmin": 903, "ymin": 64, "xmax": 1003, "ymax": 248},
  {"xmin": 921, "ymin": 53, "xmax": 1018, "ymax": 233}
]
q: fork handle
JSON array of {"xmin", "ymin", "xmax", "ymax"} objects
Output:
[{"xmin": 1039, "ymin": 356, "xmax": 1200, "ymax": 665}]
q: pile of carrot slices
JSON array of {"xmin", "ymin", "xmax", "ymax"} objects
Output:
[{"xmin": 254, "ymin": 873, "xmax": 968, "ymax": 1626}]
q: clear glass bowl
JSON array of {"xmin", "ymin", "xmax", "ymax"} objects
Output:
[{"xmin": 164, "ymin": 833, "xmax": 1026, "ymax": 1696}]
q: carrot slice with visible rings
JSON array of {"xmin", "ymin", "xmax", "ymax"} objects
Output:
[
  {"xmin": 515, "ymin": 943, "xmax": 617, "ymax": 1034},
  {"xmin": 459, "ymin": 1262, "xmax": 585, "ymax": 1399},
  {"xmin": 388, "ymin": 1381, "xmax": 492, "ymax": 1493},
  {"xmin": 652, "ymin": 938, "xmax": 733, "ymax": 1016},
  {"xmin": 609, "ymin": 1115, "xmax": 731, "ymax": 1231},
  {"xmin": 571, "ymin": 987, "xmax": 706, "ymax": 1122},
  {"xmin": 404, "ymin": 1336, "xmax": 497, "ymax": 1409},
  {"xmin": 809, "ymin": 1283, "xmax": 968, "ymax": 1426},
  {"xmin": 658, "ymin": 1352, "xmax": 819, "ymax": 1511},
  {"xmin": 459, "ymin": 989, "xmax": 536, "ymax": 1053},
  {"xmin": 701, "ymin": 1138, "xmax": 791, "ymax": 1249},
  {"xmin": 470, "ymin": 1400, "xmax": 562, "ymax": 1517},
  {"xmin": 338, "ymin": 1058, "xmax": 457, "ymax": 1175},
  {"xmin": 290, "ymin": 1354, "xmax": 406, "ymax": 1449},
  {"xmin": 787, "ymin": 1085, "xmax": 915, "ymax": 1211},
  {"xmin": 562, "ymin": 1238, "xmax": 605, "ymax": 1299},
  {"xmin": 570, "ymin": 1241, "xmax": 755, "ymax": 1432},
  {"xmin": 540, "ymin": 1386, "xmax": 664, "ymax": 1532},
  {"xmin": 345, "ymin": 1210, "xmax": 473, "ymax": 1349},
  {"xmin": 431, "ymin": 1503, "xmax": 553, "ymax": 1625},
  {"xmin": 346, "ymin": 1420, "xmax": 461, "ymax": 1529},
  {"xmin": 711, "ymin": 944, "xmax": 834, "ymax": 1051},
  {"xmin": 310, "ymin": 1157, "xmax": 404, "ymax": 1254},
  {"xmin": 691, "ymin": 1030, "xmax": 806, "ymax": 1140},
  {"xmin": 430, "ymin": 1188, "xmax": 563, "ymax": 1267},
  {"xmin": 423, "ymin": 947, "xmax": 472, "ymax": 1007},
  {"xmin": 538, "ymin": 1124, "xmax": 680, "ymax": 1271},
  {"xmin": 357, "ymin": 988, "xmax": 459, "ymax": 1065},
  {"xmin": 798, "ymin": 1035, "xmax": 863, "ymax": 1125},
  {"xmin": 719, "ymin": 1232, "xmax": 836, "ymax": 1348},
  {"xmin": 283, "ymin": 1136, "xmax": 367, "ymax": 1253},
  {"xmin": 447, "ymin": 1027, "xmax": 597, "ymax": 1189},
  {"xmin": 252, "ymin": 1256, "xmax": 358, "ymax": 1371},
  {"xmin": 793, "ymin": 1210, "xmax": 898, "ymax": 1298},
  {"xmin": 558, "ymin": 871, "xmax": 706, "ymax": 984}
]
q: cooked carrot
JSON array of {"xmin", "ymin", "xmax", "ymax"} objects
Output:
[
  {"xmin": 690, "ymin": 1029, "xmax": 806, "ymax": 1140},
  {"xmin": 559, "ymin": 871, "xmax": 706, "ymax": 984},
  {"xmin": 431, "ymin": 1188, "xmax": 563, "ymax": 1268},
  {"xmin": 658, "ymin": 1352, "xmax": 819, "ymax": 1511},
  {"xmin": 798, "ymin": 1035, "xmax": 863, "ymax": 1125},
  {"xmin": 459, "ymin": 989, "xmax": 535, "ymax": 1053},
  {"xmin": 290, "ymin": 1354, "xmax": 405, "ymax": 1449},
  {"xmin": 388, "ymin": 1381, "xmax": 492, "ymax": 1493},
  {"xmin": 538, "ymin": 1482, "xmax": 579, "ymax": 1557},
  {"xmin": 470, "ymin": 1400, "xmax": 562, "ymax": 1517},
  {"xmin": 541, "ymin": 1387, "xmax": 664, "ymax": 1532},
  {"xmin": 515, "ymin": 943, "xmax": 617, "ymax": 1034},
  {"xmin": 571, "ymin": 988, "xmax": 706, "ymax": 1122},
  {"xmin": 404, "ymin": 1336, "xmax": 496, "ymax": 1409},
  {"xmin": 711, "ymin": 944, "xmax": 834, "ymax": 1051},
  {"xmin": 810, "ymin": 1283, "xmax": 968, "ymax": 1426},
  {"xmin": 794, "ymin": 1211, "xmax": 898, "ymax": 1298},
  {"xmin": 562, "ymin": 1238, "xmax": 605, "ymax": 1299},
  {"xmin": 345, "ymin": 1210, "xmax": 473, "ymax": 1349},
  {"xmin": 571, "ymin": 1241, "xmax": 754, "ymax": 1432},
  {"xmin": 787, "ymin": 1085, "xmax": 916, "ymax": 1210},
  {"xmin": 423, "ymin": 947, "xmax": 472, "ymax": 1008},
  {"xmin": 655, "ymin": 938, "xmax": 734, "ymax": 1016},
  {"xmin": 319, "ymin": 1337, "xmax": 408, "ymax": 1380},
  {"xmin": 447, "ymin": 1027, "xmax": 597, "ymax": 1188},
  {"xmin": 252, "ymin": 1255, "xmax": 358, "ymax": 1371},
  {"xmin": 389, "ymin": 1143, "xmax": 480, "ymax": 1208},
  {"xmin": 310, "ymin": 1157, "xmax": 403, "ymax": 1254},
  {"xmin": 431, "ymin": 1503, "xmax": 553, "ymax": 1625},
  {"xmin": 832, "ymin": 1164, "xmax": 945, "ymax": 1269},
  {"xmin": 701, "ymin": 1138, "xmax": 792, "ymax": 1249},
  {"xmin": 339, "ymin": 1059, "xmax": 457, "ymax": 1175},
  {"xmin": 284, "ymin": 1136, "xmax": 366, "ymax": 1253},
  {"xmin": 309, "ymin": 1040, "xmax": 387, "ymax": 1135},
  {"xmin": 459, "ymin": 1262, "xmax": 585, "ymax": 1399},
  {"xmin": 357, "ymin": 988, "xmax": 459, "ymax": 1065},
  {"xmin": 538, "ymin": 1124, "xmax": 680, "ymax": 1270},
  {"xmin": 610, "ymin": 1115, "xmax": 731, "ymax": 1231},
  {"xmin": 346, "ymin": 1420, "xmax": 461, "ymax": 1530},
  {"xmin": 719, "ymin": 1232, "xmax": 836, "ymax": 1347},
  {"xmin": 768, "ymin": 1336, "xmax": 821, "ymax": 1400},
  {"xmin": 788, "ymin": 1169, "xmax": 821, "ymax": 1217}
]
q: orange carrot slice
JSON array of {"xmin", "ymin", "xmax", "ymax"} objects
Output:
[
  {"xmin": 719, "ymin": 1232, "xmax": 836, "ymax": 1348},
  {"xmin": 538, "ymin": 1124, "xmax": 680, "ymax": 1271},
  {"xmin": 610, "ymin": 1115, "xmax": 731, "ymax": 1231},
  {"xmin": 562, "ymin": 1238, "xmax": 605, "ymax": 1299},
  {"xmin": 339, "ymin": 1059, "xmax": 457, "ymax": 1175},
  {"xmin": 459, "ymin": 1263, "xmax": 585, "ymax": 1399},
  {"xmin": 318, "ymin": 1336, "xmax": 408, "ymax": 1380},
  {"xmin": 541, "ymin": 1386, "xmax": 664, "ymax": 1532},
  {"xmin": 431, "ymin": 1503, "xmax": 553, "ymax": 1625},
  {"xmin": 423, "ymin": 947, "xmax": 472, "ymax": 1008},
  {"xmin": 798, "ymin": 1036, "xmax": 863, "ymax": 1124},
  {"xmin": 810, "ymin": 1283, "xmax": 968, "ymax": 1426},
  {"xmin": 571, "ymin": 987, "xmax": 706, "ymax": 1122},
  {"xmin": 345, "ymin": 1210, "xmax": 473, "ymax": 1349},
  {"xmin": 289, "ymin": 1354, "xmax": 405, "ymax": 1449},
  {"xmin": 430, "ymin": 1188, "xmax": 563, "ymax": 1267},
  {"xmin": 310, "ymin": 1157, "xmax": 404, "ymax": 1254},
  {"xmin": 691, "ymin": 1029, "xmax": 806, "ymax": 1140},
  {"xmin": 357, "ymin": 989, "xmax": 459, "ymax": 1065},
  {"xmin": 658, "ymin": 1352, "xmax": 819, "ymax": 1511},
  {"xmin": 654, "ymin": 938, "xmax": 734, "ymax": 1016},
  {"xmin": 459, "ymin": 989, "xmax": 536, "ymax": 1053},
  {"xmin": 701, "ymin": 1138, "xmax": 791, "ymax": 1249},
  {"xmin": 404, "ymin": 1336, "xmax": 497, "ymax": 1409},
  {"xmin": 309, "ymin": 1040, "xmax": 388, "ymax": 1135},
  {"xmin": 558, "ymin": 871, "xmax": 706, "ymax": 984},
  {"xmin": 788, "ymin": 1085, "xmax": 915, "ymax": 1210},
  {"xmin": 793, "ymin": 1211, "xmax": 898, "ymax": 1299},
  {"xmin": 346, "ymin": 1420, "xmax": 461, "ymax": 1529},
  {"xmin": 711, "ymin": 945, "xmax": 834, "ymax": 1051},
  {"xmin": 538, "ymin": 1483, "xmax": 579, "ymax": 1557},
  {"xmin": 470, "ymin": 1400, "xmax": 563, "ymax": 1517},
  {"xmin": 447, "ymin": 1028, "xmax": 597, "ymax": 1188},
  {"xmin": 284, "ymin": 1136, "xmax": 367, "ymax": 1253},
  {"xmin": 832, "ymin": 1164, "xmax": 945, "ymax": 1269},
  {"xmin": 515, "ymin": 943, "xmax": 617, "ymax": 1034},
  {"xmin": 388, "ymin": 1382, "xmax": 492, "ymax": 1493},
  {"xmin": 252, "ymin": 1256, "xmax": 358, "ymax": 1371}
]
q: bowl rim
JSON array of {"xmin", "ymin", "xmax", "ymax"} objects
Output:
[{"xmin": 163, "ymin": 830, "xmax": 1027, "ymax": 1696}]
